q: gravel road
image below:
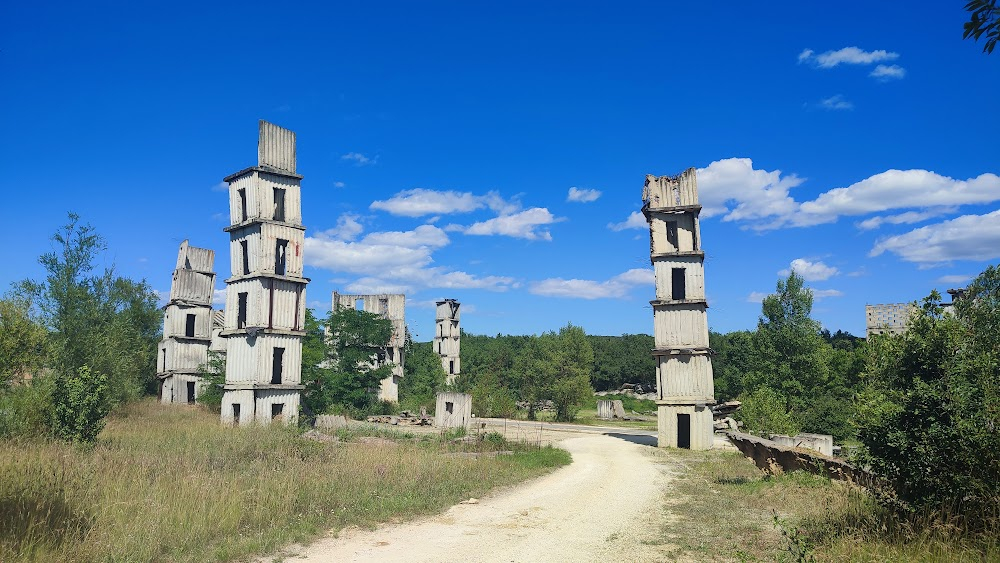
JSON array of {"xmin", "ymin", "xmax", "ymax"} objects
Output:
[{"xmin": 276, "ymin": 433, "xmax": 671, "ymax": 562}]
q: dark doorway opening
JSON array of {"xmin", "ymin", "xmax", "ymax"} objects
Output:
[
  {"xmin": 185, "ymin": 314, "xmax": 196, "ymax": 337},
  {"xmin": 237, "ymin": 292, "xmax": 248, "ymax": 329},
  {"xmin": 449, "ymin": 360, "xmax": 455, "ymax": 375},
  {"xmin": 672, "ymin": 268, "xmax": 686, "ymax": 300},
  {"xmin": 241, "ymin": 240, "xmax": 250, "ymax": 274},
  {"xmin": 273, "ymin": 188, "xmax": 286, "ymax": 221},
  {"xmin": 233, "ymin": 404, "xmax": 241, "ymax": 426},
  {"xmin": 271, "ymin": 347, "xmax": 285, "ymax": 384},
  {"xmin": 186, "ymin": 381, "xmax": 196, "ymax": 404},
  {"xmin": 677, "ymin": 413, "xmax": 691, "ymax": 449},
  {"xmin": 271, "ymin": 403, "xmax": 284, "ymax": 420},
  {"xmin": 275, "ymin": 239, "xmax": 288, "ymax": 275},
  {"xmin": 238, "ymin": 188, "xmax": 248, "ymax": 221}
]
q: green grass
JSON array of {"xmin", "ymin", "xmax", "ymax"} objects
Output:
[
  {"xmin": 0, "ymin": 399, "xmax": 570, "ymax": 562},
  {"xmin": 651, "ymin": 447, "xmax": 1000, "ymax": 561}
]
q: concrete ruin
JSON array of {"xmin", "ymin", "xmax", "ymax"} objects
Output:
[
  {"xmin": 769, "ymin": 432, "xmax": 835, "ymax": 457},
  {"xmin": 643, "ymin": 169, "xmax": 716, "ymax": 450},
  {"xmin": 220, "ymin": 121, "xmax": 310, "ymax": 425},
  {"xmin": 596, "ymin": 399, "xmax": 627, "ymax": 420},
  {"xmin": 156, "ymin": 240, "xmax": 216, "ymax": 404},
  {"xmin": 332, "ymin": 292, "xmax": 406, "ymax": 402},
  {"xmin": 865, "ymin": 303, "xmax": 916, "ymax": 337},
  {"xmin": 434, "ymin": 299, "xmax": 461, "ymax": 384},
  {"xmin": 435, "ymin": 392, "xmax": 472, "ymax": 429}
]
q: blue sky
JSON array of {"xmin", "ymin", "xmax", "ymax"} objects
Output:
[{"xmin": 2, "ymin": 1, "xmax": 998, "ymax": 341}]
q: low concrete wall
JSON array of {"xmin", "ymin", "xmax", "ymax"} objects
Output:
[
  {"xmin": 596, "ymin": 400, "xmax": 626, "ymax": 419},
  {"xmin": 769, "ymin": 433, "xmax": 834, "ymax": 457},
  {"xmin": 726, "ymin": 431, "xmax": 873, "ymax": 487},
  {"xmin": 435, "ymin": 392, "xmax": 472, "ymax": 429}
]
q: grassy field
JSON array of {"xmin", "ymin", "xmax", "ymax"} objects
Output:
[
  {"xmin": 1, "ymin": 400, "xmax": 570, "ymax": 562},
  {"xmin": 651, "ymin": 447, "xmax": 1000, "ymax": 562}
]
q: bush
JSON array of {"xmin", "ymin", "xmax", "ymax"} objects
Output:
[
  {"xmin": 0, "ymin": 378, "xmax": 52, "ymax": 440},
  {"xmin": 737, "ymin": 385, "xmax": 800, "ymax": 436},
  {"xmin": 50, "ymin": 366, "xmax": 110, "ymax": 443}
]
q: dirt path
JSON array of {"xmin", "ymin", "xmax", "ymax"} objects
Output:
[{"xmin": 275, "ymin": 434, "xmax": 672, "ymax": 562}]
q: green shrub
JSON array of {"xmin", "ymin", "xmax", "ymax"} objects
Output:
[
  {"xmin": 50, "ymin": 366, "xmax": 110, "ymax": 443},
  {"xmin": 0, "ymin": 378, "xmax": 52, "ymax": 439}
]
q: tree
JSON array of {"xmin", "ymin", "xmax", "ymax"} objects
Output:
[
  {"xmin": 964, "ymin": 0, "xmax": 999, "ymax": 54},
  {"xmin": 12, "ymin": 214, "xmax": 162, "ymax": 406},
  {"xmin": 0, "ymin": 297, "xmax": 48, "ymax": 388},
  {"xmin": 195, "ymin": 351, "xmax": 226, "ymax": 411},
  {"xmin": 50, "ymin": 365, "xmax": 111, "ymax": 443},
  {"xmin": 320, "ymin": 307, "xmax": 395, "ymax": 415},
  {"xmin": 512, "ymin": 324, "xmax": 595, "ymax": 422},
  {"xmin": 400, "ymin": 338, "xmax": 447, "ymax": 411},
  {"xmin": 856, "ymin": 269, "xmax": 1000, "ymax": 522}
]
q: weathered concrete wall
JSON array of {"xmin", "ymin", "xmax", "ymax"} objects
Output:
[
  {"xmin": 727, "ymin": 432, "xmax": 873, "ymax": 486},
  {"xmin": 769, "ymin": 433, "xmax": 834, "ymax": 457},
  {"xmin": 435, "ymin": 299, "xmax": 461, "ymax": 384},
  {"xmin": 597, "ymin": 399, "xmax": 626, "ymax": 419},
  {"xmin": 332, "ymin": 292, "xmax": 406, "ymax": 401},
  {"xmin": 658, "ymin": 404, "xmax": 714, "ymax": 449},
  {"xmin": 435, "ymin": 392, "xmax": 472, "ymax": 429}
]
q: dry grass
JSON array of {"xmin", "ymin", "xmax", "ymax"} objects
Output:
[
  {"xmin": 0, "ymin": 400, "xmax": 569, "ymax": 562},
  {"xmin": 650, "ymin": 447, "xmax": 1000, "ymax": 562}
]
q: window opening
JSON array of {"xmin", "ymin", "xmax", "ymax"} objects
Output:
[
  {"xmin": 273, "ymin": 188, "xmax": 286, "ymax": 221},
  {"xmin": 271, "ymin": 347, "xmax": 285, "ymax": 384},
  {"xmin": 185, "ymin": 314, "xmax": 196, "ymax": 337},
  {"xmin": 161, "ymin": 348, "xmax": 167, "ymax": 371},
  {"xmin": 237, "ymin": 292, "xmax": 248, "ymax": 329},
  {"xmin": 449, "ymin": 360, "xmax": 455, "ymax": 375},
  {"xmin": 186, "ymin": 381, "xmax": 195, "ymax": 404},
  {"xmin": 238, "ymin": 188, "xmax": 248, "ymax": 221},
  {"xmin": 240, "ymin": 240, "xmax": 249, "ymax": 275},
  {"xmin": 445, "ymin": 401, "xmax": 454, "ymax": 414},
  {"xmin": 275, "ymin": 239, "xmax": 288, "ymax": 275},
  {"xmin": 672, "ymin": 268, "xmax": 686, "ymax": 300},
  {"xmin": 271, "ymin": 403, "xmax": 284, "ymax": 420},
  {"xmin": 380, "ymin": 297, "xmax": 389, "ymax": 315},
  {"xmin": 232, "ymin": 404, "xmax": 241, "ymax": 426},
  {"xmin": 666, "ymin": 221, "xmax": 678, "ymax": 249},
  {"xmin": 355, "ymin": 298, "xmax": 364, "ymax": 310}
]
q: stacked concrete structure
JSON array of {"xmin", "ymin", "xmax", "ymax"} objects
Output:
[
  {"xmin": 156, "ymin": 240, "xmax": 216, "ymax": 404},
  {"xmin": 642, "ymin": 169, "xmax": 715, "ymax": 450},
  {"xmin": 220, "ymin": 121, "xmax": 309, "ymax": 425},
  {"xmin": 435, "ymin": 392, "xmax": 472, "ymax": 429},
  {"xmin": 332, "ymin": 292, "xmax": 406, "ymax": 402},
  {"xmin": 434, "ymin": 299, "xmax": 461, "ymax": 384},
  {"xmin": 865, "ymin": 303, "xmax": 916, "ymax": 338}
]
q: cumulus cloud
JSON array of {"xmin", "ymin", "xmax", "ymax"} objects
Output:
[
  {"xmin": 371, "ymin": 188, "xmax": 491, "ymax": 217},
  {"xmin": 341, "ymin": 152, "xmax": 376, "ymax": 166},
  {"xmin": 529, "ymin": 268, "xmax": 653, "ymax": 299},
  {"xmin": 567, "ymin": 187, "xmax": 602, "ymax": 203},
  {"xmin": 812, "ymin": 289, "xmax": 844, "ymax": 299},
  {"xmin": 779, "ymin": 258, "xmax": 839, "ymax": 281},
  {"xmin": 695, "ymin": 158, "xmax": 804, "ymax": 224},
  {"xmin": 869, "ymin": 210, "xmax": 1000, "ymax": 265},
  {"xmin": 796, "ymin": 170, "xmax": 1000, "ymax": 227},
  {"xmin": 820, "ymin": 95, "xmax": 853, "ymax": 110},
  {"xmin": 463, "ymin": 208, "xmax": 562, "ymax": 241},
  {"xmin": 870, "ymin": 64, "xmax": 906, "ymax": 80},
  {"xmin": 306, "ymin": 215, "xmax": 515, "ymax": 293},
  {"xmin": 856, "ymin": 209, "xmax": 954, "ymax": 230},
  {"xmin": 937, "ymin": 274, "xmax": 972, "ymax": 285},
  {"xmin": 747, "ymin": 291, "xmax": 768, "ymax": 303},
  {"xmin": 211, "ymin": 181, "xmax": 228, "ymax": 192},
  {"xmin": 799, "ymin": 46, "xmax": 899, "ymax": 68},
  {"xmin": 213, "ymin": 288, "xmax": 226, "ymax": 307},
  {"xmin": 333, "ymin": 181, "xmax": 346, "ymax": 188},
  {"xmin": 607, "ymin": 211, "xmax": 647, "ymax": 231}
]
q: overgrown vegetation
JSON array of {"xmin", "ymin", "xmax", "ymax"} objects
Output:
[
  {"xmin": 654, "ymin": 448, "xmax": 1000, "ymax": 561},
  {"xmin": 1, "ymin": 400, "xmax": 570, "ymax": 562}
]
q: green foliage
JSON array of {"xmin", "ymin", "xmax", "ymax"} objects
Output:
[
  {"xmin": 50, "ymin": 365, "xmax": 111, "ymax": 443},
  {"xmin": 587, "ymin": 333, "xmax": 655, "ymax": 391},
  {"xmin": 737, "ymin": 385, "xmax": 800, "ymax": 436},
  {"xmin": 302, "ymin": 307, "xmax": 396, "ymax": 417},
  {"xmin": 0, "ymin": 378, "xmax": 53, "ymax": 440},
  {"xmin": 195, "ymin": 351, "xmax": 226, "ymax": 411},
  {"xmin": 400, "ymin": 339, "xmax": 447, "ymax": 410},
  {"xmin": 0, "ymin": 298, "xmax": 48, "ymax": 388},
  {"xmin": 511, "ymin": 324, "xmax": 594, "ymax": 422},
  {"xmin": 964, "ymin": 0, "xmax": 999, "ymax": 54},
  {"xmin": 857, "ymin": 266, "xmax": 1000, "ymax": 523},
  {"xmin": 470, "ymin": 371, "xmax": 518, "ymax": 418},
  {"xmin": 11, "ymin": 214, "xmax": 162, "ymax": 406}
]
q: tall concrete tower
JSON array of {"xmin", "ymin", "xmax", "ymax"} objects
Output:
[
  {"xmin": 434, "ymin": 299, "xmax": 461, "ymax": 384},
  {"xmin": 643, "ymin": 169, "xmax": 715, "ymax": 449},
  {"xmin": 220, "ymin": 121, "xmax": 309, "ymax": 425},
  {"xmin": 156, "ymin": 240, "xmax": 215, "ymax": 404}
]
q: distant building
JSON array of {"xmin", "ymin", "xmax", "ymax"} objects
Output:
[
  {"xmin": 866, "ymin": 288, "xmax": 965, "ymax": 338},
  {"xmin": 331, "ymin": 292, "xmax": 406, "ymax": 402},
  {"xmin": 434, "ymin": 299, "xmax": 461, "ymax": 385}
]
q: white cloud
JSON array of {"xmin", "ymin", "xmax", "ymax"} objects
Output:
[
  {"xmin": 211, "ymin": 181, "xmax": 228, "ymax": 192},
  {"xmin": 800, "ymin": 46, "xmax": 899, "ymax": 68},
  {"xmin": 567, "ymin": 187, "xmax": 602, "ymax": 203},
  {"xmin": 333, "ymin": 181, "xmax": 346, "ymax": 188},
  {"xmin": 607, "ymin": 211, "xmax": 647, "ymax": 231},
  {"xmin": 820, "ymin": 95, "xmax": 853, "ymax": 110},
  {"xmin": 813, "ymin": 289, "xmax": 844, "ymax": 299},
  {"xmin": 779, "ymin": 258, "xmax": 839, "ymax": 281},
  {"xmin": 213, "ymin": 288, "xmax": 226, "ymax": 307},
  {"xmin": 306, "ymin": 216, "xmax": 515, "ymax": 293},
  {"xmin": 796, "ymin": 170, "xmax": 1000, "ymax": 227},
  {"xmin": 341, "ymin": 152, "xmax": 376, "ymax": 166},
  {"xmin": 855, "ymin": 209, "xmax": 954, "ymax": 230},
  {"xmin": 529, "ymin": 268, "xmax": 653, "ymax": 299},
  {"xmin": 747, "ymin": 291, "xmax": 768, "ymax": 303},
  {"xmin": 695, "ymin": 158, "xmax": 804, "ymax": 224},
  {"xmin": 870, "ymin": 64, "xmax": 906, "ymax": 80},
  {"xmin": 370, "ymin": 188, "xmax": 520, "ymax": 217},
  {"xmin": 869, "ymin": 210, "xmax": 1000, "ymax": 265},
  {"xmin": 463, "ymin": 208, "xmax": 562, "ymax": 241},
  {"xmin": 937, "ymin": 274, "xmax": 972, "ymax": 285}
]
